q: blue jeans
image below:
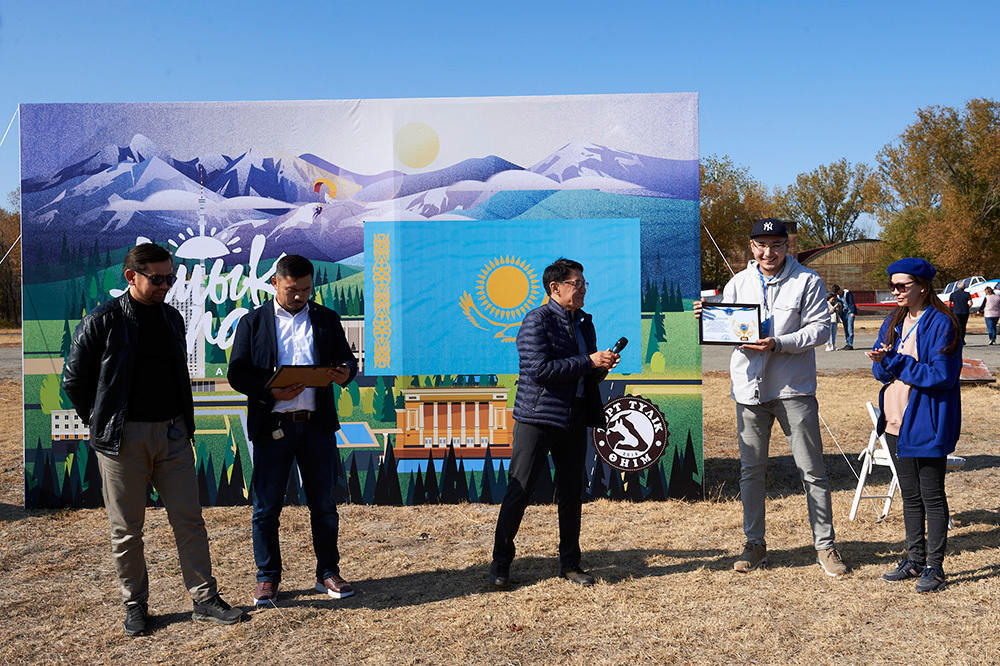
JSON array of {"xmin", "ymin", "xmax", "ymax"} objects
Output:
[
  {"xmin": 840, "ymin": 312, "xmax": 855, "ymax": 347},
  {"xmin": 986, "ymin": 317, "xmax": 997, "ymax": 343},
  {"xmin": 251, "ymin": 419, "xmax": 341, "ymax": 583}
]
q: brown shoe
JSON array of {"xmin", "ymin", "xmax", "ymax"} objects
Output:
[
  {"xmin": 816, "ymin": 547, "xmax": 849, "ymax": 577},
  {"xmin": 316, "ymin": 574, "xmax": 355, "ymax": 599},
  {"xmin": 253, "ymin": 580, "xmax": 279, "ymax": 607},
  {"xmin": 734, "ymin": 542, "xmax": 767, "ymax": 572}
]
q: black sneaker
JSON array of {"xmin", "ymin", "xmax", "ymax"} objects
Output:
[
  {"xmin": 192, "ymin": 594, "xmax": 245, "ymax": 625},
  {"xmin": 882, "ymin": 558, "xmax": 924, "ymax": 582},
  {"xmin": 559, "ymin": 566, "xmax": 596, "ymax": 586},
  {"xmin": 915, "ymin": 565, "xmax": 947, "ymax": 593},
  {"xmin": 124, "ymin": 602, "xmax": 148, "ymax": 636},
  {"xmin": 488, "ymin": 561, "xmax": 510, "ymax": 588}
]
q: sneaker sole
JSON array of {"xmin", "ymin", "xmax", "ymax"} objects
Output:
[
  {"xmin": 817, "ymin": 561, "xmax": 848, "ymax": 577},
  {"xmin": 315, "ymin": 582, "xmax": 355, "ymax": 599},
  {"xmin": 253, "ymin": 597, "xmax": 277, "ymax": 607},
  {"xmin": 734, "ymin": 558, "xmax": 767, "ymax": 573},
  {"xmin": 916, "ymin": 581, "xmax": 947, "ymax": 593},
  {"xmin": 191, "ymin": 612, "xmax": 241, "ymax": 625}
]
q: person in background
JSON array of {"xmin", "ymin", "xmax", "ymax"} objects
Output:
[
  {"xmin": 867, "ymin": 258, "xmax": 962, "ymax": 593},
  {"xmin": 982, "ymin": 286, "xmax": 999, "ymax": 345},
  {"xmin": 949, "ymin": 283, "xmax": 971, "ymax": 345},
  {"xmin": 825, "ymin": 292, "xmax": 842, "ymax": 352},
  {"xmin": 832, "ymin": 284, "xmax": 856, "ymax": 350}
]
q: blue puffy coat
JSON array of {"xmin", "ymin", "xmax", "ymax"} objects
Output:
[
  {"xmin": 871, "ymin": 306, "xmax": 962, "ymax": 457},
  {"xmin": 512, "ymin": 299, "xmax": 606, "ymax": 429}
]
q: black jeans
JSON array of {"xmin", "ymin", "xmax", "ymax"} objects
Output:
[
  {"xmin": 886, "ymin": 433, "xmax": 948, "ymax": 568},
  {"xmin": 492, "ymin": 405, "xmax": 588, "ymax": 570},
  {"xmin": 955, "ymin": 313, "xmax": 969, "ymax": 344}
]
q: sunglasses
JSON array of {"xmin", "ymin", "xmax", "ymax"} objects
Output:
[
  {"xmin": 888, "ymin": 281, "xmax": 915, "ymax": 293},
  {"xmin": 136, "ymin": 270, "xmax": 177, "ymax": 287}
]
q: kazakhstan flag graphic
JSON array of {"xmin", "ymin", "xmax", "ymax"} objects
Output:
[{"xmin": 364, "ymin": 218, "xmax": 640, "ymax": 375}]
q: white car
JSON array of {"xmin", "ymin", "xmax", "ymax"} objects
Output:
[{"xmin": 939, "ymin": 276, "xmax": 1000, "ymax": 312}]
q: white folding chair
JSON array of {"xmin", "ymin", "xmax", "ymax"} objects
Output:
[{"xmin": 849, "ymin": 402, "xmax": 899, "ymax": 521}]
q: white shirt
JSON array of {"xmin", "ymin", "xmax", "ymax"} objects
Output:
[{"xmin": 273, "ymin": 299, "xmax": 316, "ymax": 412}]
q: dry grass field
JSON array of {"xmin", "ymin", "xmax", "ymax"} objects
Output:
[{"xmin": 1, "ymin": 360, "xmax": 998, "ymax": 662}]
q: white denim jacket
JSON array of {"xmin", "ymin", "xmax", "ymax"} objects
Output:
[{"xmin": 722, "ymin": 257, "xmax": 829, "ymax": 405}]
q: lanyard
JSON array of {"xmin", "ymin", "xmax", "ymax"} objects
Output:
[
  {"xmin": 757, "ymin": 267, "xmax": 777, "ymax": 336},
  {"xmin": 897, "ymin": 311, "xmax": 923, "ymax": 349}
]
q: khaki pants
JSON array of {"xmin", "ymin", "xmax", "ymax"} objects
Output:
[
  {"xmin": 96, "ymin": 419, "xmax": 217, "ymax": 605},
  {"xmin": 736, "ymin": 396, "xmax": 836, "ymax": 551}
]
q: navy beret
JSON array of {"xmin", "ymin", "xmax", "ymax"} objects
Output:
[
  {"xmin": 887, "ymin": 257, "xmax": 936, "ymax": 281},
  {"xmin": 750, "ymin": 218, "xmax": 788, "ymax": 238}
]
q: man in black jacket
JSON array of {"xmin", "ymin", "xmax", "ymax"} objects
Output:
[
  {"xmin": 228, "ymin": 254, "xmax": 358, "ymax": 607},
  {"xmin": 63, "ymin": 243, "xmax": 243, "ymax": 636},
  {"xmin": 489, "ymin": 258, "xmax": 619, "ymax": 587}
]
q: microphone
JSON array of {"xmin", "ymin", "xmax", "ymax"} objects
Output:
[{"xmin": 596, "ymin": 337, "xmax": 628, "ymax": 381}]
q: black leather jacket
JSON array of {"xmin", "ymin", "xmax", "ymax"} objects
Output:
[{"xmin": 62, "ymin": 293, "xmax": 195, "ymax": 455}]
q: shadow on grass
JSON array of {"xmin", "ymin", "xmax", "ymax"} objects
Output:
[
  {"xmin": 236, "ymin": 526, "xmax": 1000, "ymax": 612},
  {"xmin": 704, "ymin": 450, "xmax": 1000, "ymax": 503},
  {"xmin": 0, "ymin": 502, "xmax": 28, "ymax": 522}
]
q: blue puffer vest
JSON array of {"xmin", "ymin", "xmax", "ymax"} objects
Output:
[{"xmin": 512, "ymin": 299, "xmax": 606, "ymax": 429}]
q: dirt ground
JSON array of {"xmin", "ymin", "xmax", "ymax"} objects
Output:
[{"xmin": 1, "ymin": 353, "xmax": 999, "ymax": 662}]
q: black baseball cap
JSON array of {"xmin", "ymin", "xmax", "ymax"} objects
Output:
[{"xmin": 750, "ymin": 218, "xmax": 788, "ymax": 238}]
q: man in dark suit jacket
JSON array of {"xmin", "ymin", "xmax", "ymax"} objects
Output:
[
  {"xmin": 228, "ymin": 254, "xmax": 358, "ymax": 607},
  {"xmin": 489, "ymin": 258, "xmax": 619, "ymax": 588}
]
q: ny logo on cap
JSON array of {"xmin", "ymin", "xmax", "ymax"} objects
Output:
[{"xmin": 763, "ymin": 221, "xmax": 773, "ymax": 231}]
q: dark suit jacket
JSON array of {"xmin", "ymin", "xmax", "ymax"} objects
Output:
[{"xmin": 228, "ymin": 300, "xmax": 359, "ymax": 441}]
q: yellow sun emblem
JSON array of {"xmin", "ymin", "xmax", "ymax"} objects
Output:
[{"xmin": 460, "ymin": 256, "xmax": 542, "ymax": 342}]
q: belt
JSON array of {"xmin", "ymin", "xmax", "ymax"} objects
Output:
[{"xmin": 277, "ymin": 410, "xmax": 313, "ymax": 423}]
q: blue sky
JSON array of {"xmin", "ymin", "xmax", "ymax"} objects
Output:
[{"xmin": 2, "ymin": 0, "xmax": 998, "ymax": 235}]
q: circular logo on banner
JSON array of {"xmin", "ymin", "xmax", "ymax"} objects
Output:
[{"xmin": 592, "ymin": 395, "xmax": 669, "ymax": 472}]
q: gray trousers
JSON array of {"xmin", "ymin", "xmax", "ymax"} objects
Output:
[
  {"xmin": 736, "ymin": 396, "xmax": 836, "ymax": 551},
  {"xmin": 95, "ymin": 419, "xmax": 218, "ymax": 605}
]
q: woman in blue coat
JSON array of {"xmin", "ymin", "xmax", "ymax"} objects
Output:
[{"xmin": 866, "ymin": 258, "xmax": 961, "ymax": 593}]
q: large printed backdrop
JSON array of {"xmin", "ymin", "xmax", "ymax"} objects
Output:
[{"xmin": 20, "ymin": 94, "xmax": 703, "ymax": 509}]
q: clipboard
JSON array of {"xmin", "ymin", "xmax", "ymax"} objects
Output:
[{"xmin": 265, "ymin": 364, "xmax": 346, "ymax": 389}]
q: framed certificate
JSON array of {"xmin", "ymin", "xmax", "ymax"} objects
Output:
[
  {"xmin": 265, "ymin": 364, "xmax": 347, "ymax": 389},
  {"xmin": 699, "ymin": 303, "xmax": 762, "ymax": 345}
]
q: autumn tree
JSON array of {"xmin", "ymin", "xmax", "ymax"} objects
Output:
[
  {"xmin": 775, "ymin": 158, "xmax": 883, "ymax": 250},
  {"xmin": 877, "ymin": 98, "xmax": 1000, "ymax": 279},
  {"xmin": 700, "ymin": 155, "xmax": 774, "ymax": 287},
  {"xmin": 0, "ymin": 188, "xmax": 21, "ymax": 325}
]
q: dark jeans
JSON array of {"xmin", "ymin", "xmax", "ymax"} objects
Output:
[
  {"xmin": 492, "ymin": 405, "xmax": 587, "ymax": 570},
  {"xmin": 251, "ymin": 418, "xmax": 341, "ymax": 582},
  {"xmin": 955, "ymin": 313, "xmax": 969, "ymax": 344},
  {"xmin": 886, "ymin": 433, "xmax": 948, "ymax": 568}
]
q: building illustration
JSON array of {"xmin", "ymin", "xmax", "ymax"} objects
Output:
[{"xmin": 394, "ymin": 387, "xmax": 511, "ymax": 459}]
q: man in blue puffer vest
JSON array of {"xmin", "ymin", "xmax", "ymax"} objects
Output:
[{"xmin": 489, "ymin": 258, "xmax": 620, "ymax": 588}]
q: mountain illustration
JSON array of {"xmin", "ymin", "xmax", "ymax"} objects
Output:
[
  {"xmin": 530, "ymin": 142, "xmax": 699, "ymax": 200},
  {"xmin": 20, "ymin": 133, "xmax": 699, "ymax": 266}
]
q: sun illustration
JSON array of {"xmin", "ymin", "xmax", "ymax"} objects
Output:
[{"xmin": 475, "ymin": 256, "xmax": 541, "ymax": 320}]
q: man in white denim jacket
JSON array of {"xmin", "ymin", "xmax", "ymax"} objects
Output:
[{"xmin": 712, "ymin": 219, "xmax": 848, "ymax": 577}]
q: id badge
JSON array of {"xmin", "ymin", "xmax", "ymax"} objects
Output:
[{"xmin": 271, "ymin": 428, "xmax": 285, "ymax": 440}]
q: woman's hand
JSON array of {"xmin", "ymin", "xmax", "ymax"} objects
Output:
[{"xmin": 865, "ymin": 344, "xmax": 891, "ymax": 363}]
